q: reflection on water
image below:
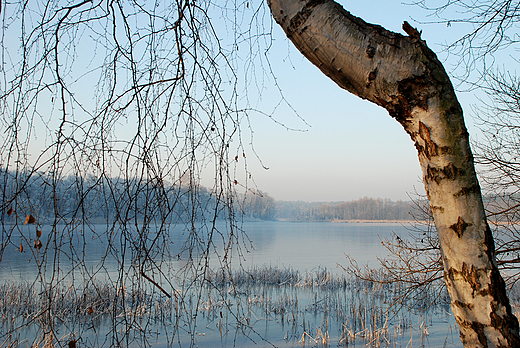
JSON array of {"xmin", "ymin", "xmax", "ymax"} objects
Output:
[
  {"xmin": 0, "ymin": 221, "xmax": 403, "ymax": 280},
  {"xmin": 235, "ymin": 221, "xmax": 399, "ymax": 271},
  {"xmin": 0, "ymin": 221, "xmax": 462, "ymax": 347}
]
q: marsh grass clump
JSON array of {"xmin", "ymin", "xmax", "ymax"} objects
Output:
[
  {"xmin": 1, "ymin": 265, "xmax": 457, "ymax": 347},
  {"xmin": 0, "ymin": 280, "xmax": 169, "ymax": 323},
  {"xmin": 208, "ymin": 265, "xmax": 302, "ymax": 287},
  {"xmin": 207, "ymin": 266, "xmax": 351, "ymax": 290},
  {"xmin": 0, "ymin": 279, "xmax": 177, "ymax": 347},
  {"xmin": 201, "ymin": 266, "xmax": 454, "ymax": 346}
]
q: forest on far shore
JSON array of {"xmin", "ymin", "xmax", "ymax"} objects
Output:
[
  {"xmin": 241, "ymin": 191, "xmax": 420, "ymax": 222},
  {"xmin": 0, "ymin": 170, "xmax": 419, "ymax": 224},
  {"xmin": 241, "ymin": 191, "xmax": 519, "ymax": 223},
  {"xmin": 274, "ymin": 198, "xmax": 418, "ymax": 222}
]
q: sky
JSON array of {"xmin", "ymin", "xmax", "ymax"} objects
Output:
[
  {"xmin": 231, "ymin": 0, "xmax": 483, "ymax": 202},
  {"xmin": 3, "ymin": 0, "xmax": 489, "ymax": 204}
]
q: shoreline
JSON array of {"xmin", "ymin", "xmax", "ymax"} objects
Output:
[
  {"xmin": 330, "ymin": 219, "xmax": 423, "ymax": 224},
  {"xmin": 274, "ymin": 218, "xmax": 426, "ymax": 224}
]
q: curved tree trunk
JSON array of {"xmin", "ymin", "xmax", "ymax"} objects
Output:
[{"xmin": 267, "ymin": 0, "xmax": 520, "ymax": 346}]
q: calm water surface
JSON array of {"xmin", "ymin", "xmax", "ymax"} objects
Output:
[
  {"xmin": 0, "ymin": 221, "xmax": 462, "ymax": 347},
  {"xmin": 1, "ymin": 221, "xmax": 407, "ymax": 278},
  {"xmin": 234, "ymin": 221, "xmax": 401, "ymax": 271}
]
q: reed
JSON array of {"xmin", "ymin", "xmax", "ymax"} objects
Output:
[{"xmin": 0, "ymin": 265, "xmax": 469, "ymax": 347}]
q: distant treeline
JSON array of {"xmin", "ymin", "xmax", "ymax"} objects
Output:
[
  {"xmin": 0, "ymin": 169, "xmax": 224, "ymax": 224},
  {"xmin": 240, "ymin": 192, "xmax": 419, "ymax": 222},
  {"xmin": 0, "ymin": 169, "xmax": 418, "ymax": 224},
  {"xmin": 274, "ymin": 198, "xmax": 418, "ymax": 221}
]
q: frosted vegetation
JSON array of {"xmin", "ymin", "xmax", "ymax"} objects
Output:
[
  {"xmin": 0, "ymin": 170, "xmax": 419, "ymax": 223},
  {"xmin": 0, "ymin": 265, "xmax": 463, "ymax": 347}
]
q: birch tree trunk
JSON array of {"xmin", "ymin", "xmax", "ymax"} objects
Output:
[{"xmin": 267, "ymin": 0, "xmax": 520, "ymax": 346}]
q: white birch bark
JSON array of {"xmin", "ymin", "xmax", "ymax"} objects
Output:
[{"xmin": 267, "ymin": 0, "xmax": 520, "ymax": 346}]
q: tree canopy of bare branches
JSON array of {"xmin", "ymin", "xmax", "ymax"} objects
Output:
[{"xmin": 0, "ymin": 1, "xmax": 281, "ymax": 346}]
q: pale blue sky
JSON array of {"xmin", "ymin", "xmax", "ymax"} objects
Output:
[
  {"xmin": 5, "ymin": 0, "xmax": 488, "ymax": 203},
  {"xmin": 229, "ymin": 0, "xmax": 483, "ymax": 202}
]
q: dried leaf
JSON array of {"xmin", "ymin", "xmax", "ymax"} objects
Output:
[
  {"xmin": 34, "ymin": 240, "xmax": 42, "ymax": 250},
  {"xmin": 24, "ymin": 214, "xmax": 35, "ymax": 225},
  {"xmin": 7, "ymin": 207, "xmax": 13, "ymax": 216},
  {"xmin": 19, "ymin": 244, "xmax": 23, "ymax": 253},
  {"xmin": 88, "ymin": 307, "xmax": 93, "ymax": 314},
  {"xmin": 234, "ymin": 180, "xmax": 238, "ymax": 185},
  {"xmin": 36, "ymin": 230, "xmax": 42, "ymax": 238},
  {"xmin": 235, "ymin": 155, "xmax": 238, "ymax": 161}
]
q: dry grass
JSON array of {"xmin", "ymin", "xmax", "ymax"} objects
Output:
[{"xmin": 0, "ymin": 266, "xmax": 460, "ymax": 347}]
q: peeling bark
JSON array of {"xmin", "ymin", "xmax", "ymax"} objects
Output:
[{"xmin": 268, "ymin": 0, "xmax": 520, "ymax": 346}]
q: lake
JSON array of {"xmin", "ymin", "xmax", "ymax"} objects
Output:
[
  {"xmin": 0, "ymin": 221, "xmax": 462, "ymax": 347},
  {"xmin": 0, "ymin": 221, "xmax": 403, "ymax": 279}
]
